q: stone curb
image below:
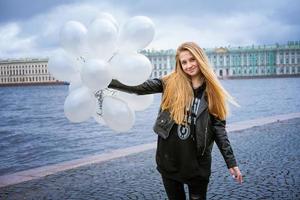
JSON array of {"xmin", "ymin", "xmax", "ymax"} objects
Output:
[{"xmin": 1, "ymin": 112, "xmax": 299, "ymax": 188}]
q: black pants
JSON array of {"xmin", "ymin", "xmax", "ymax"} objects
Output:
[{"xmin": 162, "ymin": 175, "xmax": 209, "ymax": 200}]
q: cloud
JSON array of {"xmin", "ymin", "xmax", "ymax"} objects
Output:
[
  {"xmin": 149, "ymin": 10, "xmax": 299, "ymax": 50},
  {"xmin": 0, "ymin": 2, "xmax": 129, "ymax": 58},
  {"xmin": 0, "ymin": 0, "xmax": 299, "ymax": 58},
  {"xmin": 0, "ymin": 23, "xmax": 36, "ymax": 58}
]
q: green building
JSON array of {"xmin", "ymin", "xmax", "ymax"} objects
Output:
[
  {"xmin": 141, "ymin": 41, "xmax": 300, "ymax": 78},
  {"xmin": 1, "ymin": 41, "xmax": 299, "ymax": 86}
]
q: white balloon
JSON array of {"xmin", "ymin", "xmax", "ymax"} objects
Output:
[
  {"xmin": 95, "ymin": 12, "xmax": 119, "ymax": 31},
  {"xmin": 117, "ymin": 92, "xmax": 154, "ymax": 111},
  {"xmin": 60, "ymin": 21, "xmax": 88, "ymax": 56},
  {"xmin": 109, "ymin": 52, "xmax": 153, "ymax": 86},
  {"xmin": 64, "ymin": 86, "xmax": 96, "ymax": 123},
  {"xmin": 93, "ymin": 97, "xmax": 105, "ymax": 125},
  {"xmin": 102, "ymin": 96, "xmax": 135, "ymax": 132},
  {"xmin": 81, "ymin": 59, "xmax": 112, "ymax": 91},
  {"xmin": 87, "ymin": 18, "xmax": 118, "ymax": 60},
  {"xmin": 93, "ymin": 114, "xmax": 105, "ymax": 125},
  {"xmin": 48, "ymin": 50, "xmax": 79, "ymax": 82},
  {"xmin": 118, "ymin": 16, "xmax": 155, "ymax": 52},
  {"xmin": 68, "ymin": 73, "xmax": 82, "ymax": 93}
]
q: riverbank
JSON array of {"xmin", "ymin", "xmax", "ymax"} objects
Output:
[
  {"xmin": 0, "ymin": 112, "xmax": 299, "ymax": 188},
  {"xmin": 0, "ymin": 75, "xmax": 299, "ymax": 87},
  {"xmin": 222, "ymin": 74, "xmax": 300, "ymax": 80},
  {"xmin": 0, "ymin": 81, "xmax": 68, "ymax": 87},
  {"xmin": 0, "ymin": 116, "xmax": 299, "ymax": 199}
]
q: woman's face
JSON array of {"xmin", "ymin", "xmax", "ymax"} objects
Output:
[{"xmin": 179, "ymin": 50, "xmax": 201, "ymax": 78}]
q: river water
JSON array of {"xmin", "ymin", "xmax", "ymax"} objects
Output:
[{"xmin": 0, "ymin": 77, "xmax": 299, "ymax": 175}]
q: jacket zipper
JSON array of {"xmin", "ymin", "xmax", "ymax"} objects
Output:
[{"xmin": 201, "ymin": 113, "xmax": 209, "ymax": 156}]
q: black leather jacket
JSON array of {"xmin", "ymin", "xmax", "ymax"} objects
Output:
[{"xmin": 108, "ymin": 78, "xmax": 237, "ymax": 168}]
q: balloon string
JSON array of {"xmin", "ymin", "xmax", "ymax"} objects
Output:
[
  {"xmin": 94, "ymin": 89, "xmax": 118, "ymax": 117},
  {"xmin": 107, "ymin": 51, "xmax": 118, "ymax": 63},
  {"xmin": 76, "ymin": 56, "xmax": 86, "ymax": 63},
  {"xmin": 95, "ymin": 90, "xmax": 104, "ymax": 117}
]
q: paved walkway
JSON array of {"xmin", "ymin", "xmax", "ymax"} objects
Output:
[
  {"xmin": 0, "ymin": 117, "xmax": 300, "ymax": 199},
  {"xmin": 1, "ymin": 112, "xmax": 299, "ymax": 188}
]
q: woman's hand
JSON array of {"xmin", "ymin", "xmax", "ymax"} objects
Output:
[{"xmin": 229, "ymin": 166, "xmax": 243, "ymax": 184}]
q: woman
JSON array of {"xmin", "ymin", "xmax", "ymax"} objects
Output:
[{"xmin": 109, "ymin": 42, "xmax": 243, "ymax": 200}]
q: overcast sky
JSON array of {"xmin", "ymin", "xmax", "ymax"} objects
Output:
[{"xmin": 0, "ymin": 0, "xmax": 299, "ymax": 58}]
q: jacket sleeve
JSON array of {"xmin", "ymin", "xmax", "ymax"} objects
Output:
[
  {"xmin": 108, "ymin": 78, "xmax": 163, "ymax": 95},
  {"xmin": 212, "ymin": 115, "xmax": 237, "ymax": 169}
]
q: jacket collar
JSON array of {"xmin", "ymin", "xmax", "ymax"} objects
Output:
[{"xmin": 196, "ymin": 91, "xmax": 208, "ymax": 118}]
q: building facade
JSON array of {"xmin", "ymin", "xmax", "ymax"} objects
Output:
[
  {"xmin": 205, "ymin": 41, "xmax": 300, "ymax": 78},
  {"xmin": 0, "ymin": 41, "xmax": 299, "ymax": 86},
  {"xmin": 0, "ymin": 58, "xmax": 62, "ymax": 86},
  {"xmin": 141, "ymin": 49, "xmax": 176, "ymax": 78},
  {"xmin": 142, "ymin": 41, "xmax": 300, "ymax": 78}
]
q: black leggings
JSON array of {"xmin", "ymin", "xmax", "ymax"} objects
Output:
[{"xmin": 162, "ymin": 175, "xmax": 209, "ymax": 200}]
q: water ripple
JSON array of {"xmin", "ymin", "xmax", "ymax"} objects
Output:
[{"xmin": 0, "ymin": 78, "xmax": 299, "ymax": 175}]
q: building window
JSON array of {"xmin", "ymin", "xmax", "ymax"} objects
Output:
[{"xmin": 280, "ymin": 68, "xmax": 284, "ymax": 74}]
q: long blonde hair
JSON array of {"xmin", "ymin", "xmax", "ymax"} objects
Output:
[{"xmin": 161, "ymin": 42, "xmax": 237, "ymax": 124}]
